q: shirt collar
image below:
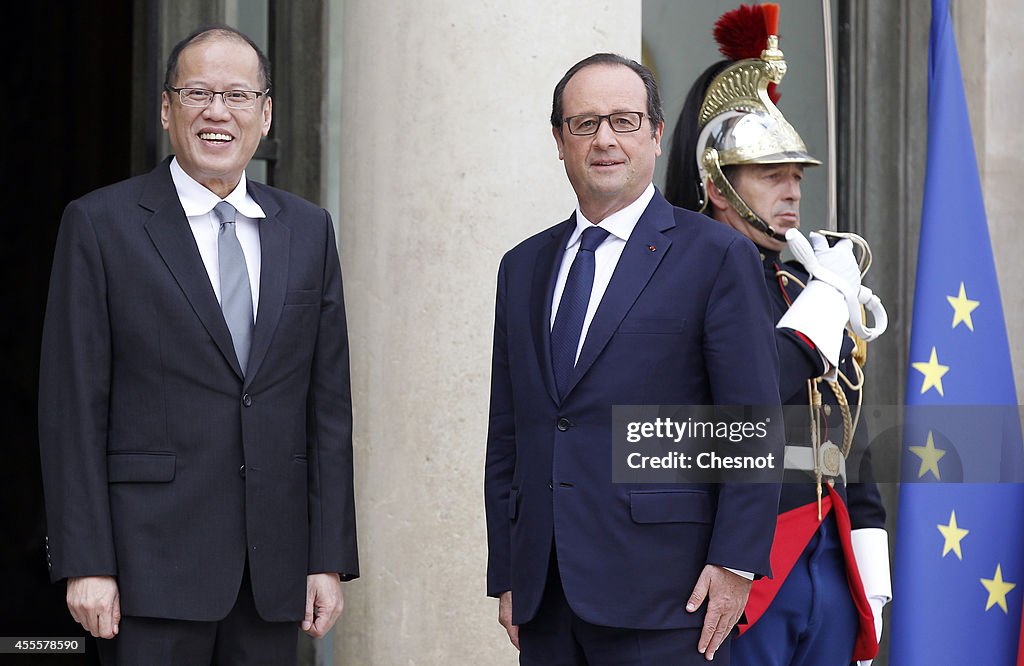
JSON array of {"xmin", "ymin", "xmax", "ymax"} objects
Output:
[
  {"xmin": 566, "ymin": 183, "xmax": 655, "ymax": 248},
  {"xmin": 169, "ymin": 157, "xmax": 266, "ymax": 219}
]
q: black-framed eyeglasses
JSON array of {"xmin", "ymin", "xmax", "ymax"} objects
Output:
[
  {"xmin": 165, "ymin": 86, "xmax": 270, "ymax": 109},
  {"xmin": 563, "ymin": 112, "xmax": 645, "ymax": 136}
]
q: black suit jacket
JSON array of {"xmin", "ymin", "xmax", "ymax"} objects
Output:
[{"xmin": 38, "ymin": 158, "xmax": 358, "ymax": 622}]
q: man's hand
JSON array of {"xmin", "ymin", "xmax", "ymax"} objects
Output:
[
  {"xmin": 303, "ymin": 573, "xmax": 344, "ymax": 638},
  {"xmin": 685, "ymin": 565, "xmax": 752, "ymax": 661},
  {"xmin": 809, "ymin": 233, "xmax": 862, "ymax": 293},
  {"xmin": 498, "ymin": 590, "xmax": 520, "ymax": 650},
  {"xmin": 67, "ymin": 576, "xmax": 120, "ymax": 639}
]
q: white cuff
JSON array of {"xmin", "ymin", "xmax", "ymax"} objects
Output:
[
  {"xmin": 777, "ymin": 279, "xmax": 848, "ymax": 368},
  {"xmin": 724, "ymin": 567, "xmax": 755, "ymax": 580},
  {"xmin": 852, "ymin": 528, "xmax": 892, "ymax": 603}
]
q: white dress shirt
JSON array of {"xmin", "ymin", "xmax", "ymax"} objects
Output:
[
  {"xmin": 169, "ymin": 158, "xmax": 264, "ymax": 321},
  {"xmin": 550, "ymin": 183, "xmax": 656, "ymax": 362}
]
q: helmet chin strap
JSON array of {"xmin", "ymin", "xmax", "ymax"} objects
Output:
[{"xmin": 701, "ymin": 148, "xmax": 788, "ymax": 243}]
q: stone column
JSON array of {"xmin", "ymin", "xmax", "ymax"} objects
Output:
[
  {"xmin": 956, "ymin": 0, "xmax": 1024, "ymax": 397},
  {"xmin": 330, "ymin": 2, "xmax": 640, "ymax": 663}
]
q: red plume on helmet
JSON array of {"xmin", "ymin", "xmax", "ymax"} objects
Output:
[{"xmin": 713, "ymin": 3, "xmax": 781, "ymax": 102}]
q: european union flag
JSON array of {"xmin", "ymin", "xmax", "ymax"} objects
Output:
[{"xmin": 890, "ymin": 0, "xmax": 1024, "ymax": 663}]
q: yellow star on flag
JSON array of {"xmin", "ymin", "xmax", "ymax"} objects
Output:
[
  {"xmin": 947, "ymin": 282, "xmax": 980, "ymax": 331},
  {"xmin": 981, "ymin": 564, "xmax": 1016, "ymax": 613},
  {"xmin": 937, "ymin": 510, "xmax": 969, "ymax": 559},
  {"xmin": 909, "ymin": 431, "xmax": 946, "ymax": 480},
  {"xmin": 912, "ymin": 347, "xmax": 950, "ymax": 396}
]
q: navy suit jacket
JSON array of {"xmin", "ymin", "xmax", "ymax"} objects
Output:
[
  {"xmin": 38, "ymin": 158, "xmax": 359, "ymax": 622},
  {"xmin": 484, "ymin": 190, "xmax": 783, "ymax": 630}
]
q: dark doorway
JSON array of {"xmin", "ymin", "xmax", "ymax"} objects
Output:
[{"xmin": 2, "ymin": 3, "xmax": 134, "ymax": 663}]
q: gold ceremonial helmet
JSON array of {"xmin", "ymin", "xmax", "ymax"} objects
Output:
[{"xmin": 696, "ymin": 4, "xmax": 821, "ymax": 241}]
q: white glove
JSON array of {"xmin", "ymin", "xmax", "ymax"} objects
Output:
[
  {"xmin": 853, "ymin": 528, "xmax": 892, "ymax": 666},
  {"xmin": 776, "ymin": 279, "xmax": 848, "ymax": 369},
  {"xmin": 776, "ymin": 232, "xmax": 864, "ymax": 369},
  {"xmin": 786, "ymin": 228, "xmax": 888, "ymax": 341},
  {"xmin": 809, "ymin": 232, "xmax": 861, "ymax": 293}
]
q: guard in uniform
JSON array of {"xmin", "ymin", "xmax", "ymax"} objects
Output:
[{"xmin": 663, "ymin": 5, "xmax": 892, "ymax": 665}]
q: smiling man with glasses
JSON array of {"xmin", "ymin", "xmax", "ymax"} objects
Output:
[
  {"xmin": 39, "ymin": 25, "xmax": 358, "ymax": 665},
  {"xmin": 484, "ymin": 53, "xmax": 784, "ymax": 665},
  {"xmin": 165, "ymin": 87, "xmax": 270, "ymax": 109}
]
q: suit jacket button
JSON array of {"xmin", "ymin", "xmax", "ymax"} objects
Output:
[
  {"xmin": 239, "ymin": 465, "xmax": 246, "ymax": 478},
  {"xmin": 557, "ymin": 418, "xmax": 572, "ymax": 432},
  {"xmin": 242, "ymin": 393, "xmax": 252, "ymax": 407}
]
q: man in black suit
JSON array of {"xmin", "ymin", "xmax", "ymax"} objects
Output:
[{"xmin": 38, "ymin": 26, "xmax": 358, "ymax": 665}]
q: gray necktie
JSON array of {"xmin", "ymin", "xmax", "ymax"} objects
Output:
[{"xmin": 214, "ymin": 201, "xmax": 253, "ymax": 375}]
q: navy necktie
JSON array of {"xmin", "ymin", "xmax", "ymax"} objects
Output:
[
  {"xmin": 551, "ymin": 226, "xmax": 610, "ymax": 398},
  {"xmin": 213, "ymin": 201, "xmax": 254, "ymax": 375}
]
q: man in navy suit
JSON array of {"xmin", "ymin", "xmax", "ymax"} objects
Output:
[
  {"xmin": 38, "ymin": 26, "xmax": 358, "ymax": 665},
  {"xmin": 484, "ymin": 53, "xmax": 784, "ymax": 665}
]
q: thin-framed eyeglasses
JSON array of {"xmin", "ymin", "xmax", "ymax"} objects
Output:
[
  {"xmin": 563, "ymin": 112, "xmax": 645, "ymax": 136},
  {"xmin": 165, "ymin": 86, "xmax": 270, "ymax": 109}
]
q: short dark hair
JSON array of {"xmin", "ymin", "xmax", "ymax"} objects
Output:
[
  {"xmin": 550, "ymin": 53, "xmax": 664, "ymax": 137},
  {"xmin": 164, "ymin": 25, "xmax": 272, "ymax": 93}
]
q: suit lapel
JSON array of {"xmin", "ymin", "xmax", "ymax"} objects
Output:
[
  {"xmin": 531, "ymin": 216, "xmax": 575, "ymax": 404},
  {"xmin": 563, "ymin": 193, "xmax": 676, "ymax": 399},
  {"xmin": 244, "ymin": 185, "xmax": 287, "ymax": 388},
  {"xmin": 141, "ymin": 162, "xmax": 243, "ymax": 378}
]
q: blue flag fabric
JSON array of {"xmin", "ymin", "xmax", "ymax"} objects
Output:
[{"xmin": 889, "ymin": 0, "xmax": 1024, "ymax": 663}]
